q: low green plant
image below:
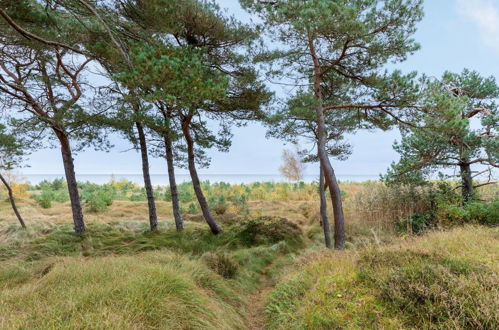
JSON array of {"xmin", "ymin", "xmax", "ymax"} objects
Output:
[
  {"xmin": 187, "ymin": 202, "xmax": 199, "ymax": 214},
  {"xmin": 438, "ymin": 200, "xmax": 499, "ymax": 226},
  {"xmin": 33, "ymin": 191, "xmax": 55, "ymax": 209},
  {"xmin": 202, "ymin": 252, "xmax": 238, "ymax": 279},
  {"xmin": 237, "ymin": 216, "xmax": 303, "ymax": 248}
]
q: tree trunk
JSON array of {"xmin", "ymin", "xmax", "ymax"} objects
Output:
[
  {"xmin": 459, "ymin": 162, "xmax": 474, "ymax": 203},
  {"xmin": 136, "ymin": 122, "xmax": 158, "ymax": 231},
  {"xmin": 319, "ymin": 166, "xmax": 332, "ymax": 249},
  {"xmin": 164, "ymin": 134, "xmax": 184, "ymax": 231},
  {"xmin": 55, "ymin": 130, "xmax": 85, "ymax": 234},
  {"xmin": 0, "ymin": 173, "xmax": 26, "ymax": 228},
  {"xmin": 182, "ymin": 115, "xmax": 221, "ymax": 234},
  {"xmin": 308, "ymin": 33, "xmax": 346, "ymax": 249}
]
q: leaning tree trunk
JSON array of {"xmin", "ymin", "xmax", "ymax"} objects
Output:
[
  {"xmin": 164, "ymin": 134, "xmax": 184, "ymax": 231},
  {"xmin": 319, "ymin": 166, "xmax": 332, "ymax": 249},
  {"xmin": 309, "ymin": 35, "xmax": 346, "ymax": 249},
  {"xmin": 459, "ymin": 162, "xmax": 474, "ymax": 203},
  {"xmin": 0, "ymin": 173, "xmax": 26, "ymax": 228},
  {"xmin": 136, "ymin": 122, "xmax": 159, "ymax": 232},
  {"xmin": 182, "ymin": 116, "xmax": 221, "ymax": 235},
  {"xmin": 55, "ymin": 130, "xmax": 85, "ymax": 234}
]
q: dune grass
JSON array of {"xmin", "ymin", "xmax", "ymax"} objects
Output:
[
  {"xmin": 0, "ymin": 252, "xmax": 246, "ymax": 329},
  {"xmin": 0, "ymin": 216, "xmax": 307, "ymax": 329},
  {"xmin": 1, "ymin": 179, "xmax": 497, "ymax": 329},
  {"xmin": 265, "ymin": 226, "xmax": 499, "ymax": 329}
]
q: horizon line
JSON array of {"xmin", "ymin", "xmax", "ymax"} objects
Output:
[{"xmin": 18, "ymin": 173, "xmax": 380, "ymax": 177}]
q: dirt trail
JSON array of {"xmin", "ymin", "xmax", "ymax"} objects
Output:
[{"xmin": 245, "ymin": 262, "xmax": 277, "ymax": 330}]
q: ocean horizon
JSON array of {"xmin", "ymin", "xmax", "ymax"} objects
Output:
[{"xmin": 18, "ymin": 173, "xmax": 380, "ymax": 185}]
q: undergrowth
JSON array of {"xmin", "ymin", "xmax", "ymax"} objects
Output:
[{"xmin": 265, "ymin": 226, "xmax": 499, "ymax": 329}]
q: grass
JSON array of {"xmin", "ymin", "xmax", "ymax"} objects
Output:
[
  {"xmin": 0, "ymin": 216, "xmax": 306, "ymax": 329},
  {"xmin": 0, "ymin": 179, "xmax": 497, "ymax": 329},
  {"xmin": 264, "ymin": 226, "xmax": 499, "ymax": 329},
  {"xmin": 0, "ymin": 252, "xmax": 246, "ymax": 329}
]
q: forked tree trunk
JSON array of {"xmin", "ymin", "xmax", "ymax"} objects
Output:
[
  {"xmin": 164, "ymin": 134, "xmax": 184, "ymax": 231},
  {"xmin": 459, "ymin": 162, "xmax": 474, "ymax": 203},
  {"xmin": 182, "ymin": 115, "xmax": 221, "ymax": 235},
  {"xmin": 55, "ymin": 130, "xmax": 85, "ymax": 234},
  {"xmin": 309, "ymin": 32, "xmax": 346, "ymax": 249},
  {"xmin": 136, "ymin": 122, "xmax": 158, "ymax": 231},
  {"xmin": 0, "ymin": 173, "xmax": 26, "ymax": 228},
  {"xmin": 319, "ymin": 166, "xmax": 332, "ymax": 249}
]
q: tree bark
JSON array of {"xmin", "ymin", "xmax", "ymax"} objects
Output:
[
  {"xmin": 0, "ymin": 173, "xmax": 26, "ymax": 228},
  {"xmin": 308, "ymin": 33, "xmax": 346, "ymax": 249},
  {"xmin": 181, "ymin": 115, "xmax": 221, "ymax": 235},
  {"xmin": 55, "ymin": 130, "xmax": 85, "ymax": 234},
  {"xmin": 459, "ymin": 162, "xmax": 474, "ymax": 203},
  {"xmin": 319, "ymin": 166, "xmax": 332, "ymax": 249},
  {"xmin": 136, "ymin": 122, "xmax": 159, "ymax": 231},
  {"xmin": 164, "ymin": 134, "xmax": 184, "ymax": 231}
]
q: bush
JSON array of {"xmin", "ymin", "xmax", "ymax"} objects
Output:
[
  {"xmin": 34, "ymin": 191, "xmax": 55, "ymax": 209},
  {"xmin": 377, "ymin": 260, "xmax": 497, "ymax": 329},
  {"xmin": 85, "ymin": 192, "xmax": 113, "ymax": 213},
  {"xmin": 187, "ymin": 202, "xmax": 199, "ymax": 214},
  {"xmin": 209, "ymin": 195, "xmax": 228, "ymax": 215},
  {"xmin": 237, "ymin": 216, "xmax": 303, "ymax": 247},
  {"xmin": 438, "ymin": 200, "xmax": 499, "ymax": 227},
  {"xmin": 129, "ymin": 192, "xmax": 146, "ymax": 202},
  {"xmin": 397, "ymin": 212, "xmax": 436, "ymax": 235},
  {"xmin": 202, "ymin": 252, "xmax": 238, "ymax": 279},
  {"xmin": 81, "ymin": 186, "xmax": 115, "ymax": 213}
]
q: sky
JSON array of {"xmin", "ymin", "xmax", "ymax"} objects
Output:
[{"xmin": 21, "ymin": 0, "xmax": 499, "ymax": 176}]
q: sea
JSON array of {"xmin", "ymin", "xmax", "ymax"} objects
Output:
[{"xmin": 20, "ymin": 173, "xmax": 379, "ymax": 186}]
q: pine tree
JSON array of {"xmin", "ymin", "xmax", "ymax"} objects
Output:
[
  {"xmin": 0, "ymin": 1, "xmax": 109, "ymax": 234},
  {"xmin": 384, "ymin": 70, "xmax": 499, "ymax": 202},
  {"xmin": 242, "ymin": 0, "xmax": 424, "ymax": 248}
]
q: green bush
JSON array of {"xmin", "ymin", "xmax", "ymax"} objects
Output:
[
  {"xmin": 397, "ymin": 212, "xmax": 436, "ymax": 235},
  {"xmin": 209, "ymin": 195, "xmax": 228, "ymax": 215},
  {"xmin": 85, "ymin": 192, "xmax": 113, "ymax": 213},
  {"xmin": 438, "ymin": 200, "xmax": 499, "ymax": 226},
  {"xmin": 34, "ymin": 191, "xmax": 55, "ymax": 209},
  {"xmin": 187, "ymin": 203, "xmax": 199, "ymax": 214},
  {"xmin": 237, "ymin": 216, "xmax": 303, "ymax": 247},
  {"xmin": 81, "ymin": 185, "xmax": 115, "ymax": 213},
  {"xmin": 202, "ymin": 252, "xmax": 238, "ymax": 279},
  {"xmin": 129, "ymin": 192, "xmax": 146, "ymax": 202}
]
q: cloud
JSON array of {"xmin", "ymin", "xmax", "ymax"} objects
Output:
[{"xmin": 457, "ymin": 0, "xmax": 499, "ymax": 56}]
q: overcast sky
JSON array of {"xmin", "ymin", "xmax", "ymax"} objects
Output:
[{"xmin": 22, "ymin": 0, "xmax": 499, "ymax": 176}]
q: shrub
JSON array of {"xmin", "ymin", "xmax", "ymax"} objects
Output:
[
  {"xmin": 466, "ymin": 200, "xmax": 499, "ymax": 226},
  {"xmin": 237, "ymin": 216, "xmax": 303, "ymax": 247},
  {"xmin": 202, "ymin": 252, "xmax": 238, "ymax": 279},
  {"xmin": 129, "ymin": 192, "xmax": 146, "ymax": 202},
  {"xmin": 33, "ymin": 191, "xmax": 55, "ymax": 209},
  {"xmin": 438, "ymin": 200, "xmax": 499, "ymax": 227},
  {"xmin": 51, "ymin": 178, "xmax": 65, "ymax": 191},
  {"xmin": 378, "ymin": 261, "xmax": 498, "ymax": 329},
  {"xmin": 82, "ymin": 186, "xmax": 115, "ymax": 213},
  {"xmin": 188, "ymin": 202, "xmax": 199, "ymax": 214},
  {"xmin": 85, "ymin": 193, "xmax": 113, "ymax": 213},
  {"xmin": 209, "ymin": 195, "xmax": 228, "ymax": 215},
  {"xmin": 397, "ymin": 212, "xmax": 436, "ymax": 235}
]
